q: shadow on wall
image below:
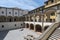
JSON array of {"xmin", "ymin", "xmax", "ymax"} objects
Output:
[{"xmin": 0, "ymin": 30, "xmax": 9, "ymax": 40}]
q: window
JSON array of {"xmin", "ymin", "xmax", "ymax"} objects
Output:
[
  {"xmin": 2, "ymin": 11, "xmax": 4, "ymax": 14},
  {"xmin": 51, "ymin": 0, "xmax": 54, "ymax": 3},
  {"xmin": 9, "ymin": 12, "xmax": 11, "ymax": 14},
  {"xmin": 21, "ymin": 24, "xmax": 22, "ymax": 26},
  {"xmin": 50, "ymin": 12, "xmax": 55, "ymax": 16},
  {"xmin": 2, "ymin": 25, "xmax": 4, "ymax": 28},
  {"xmin": 15, "ymin": 12, "xmax": 17, "ymax": 14},
  {"xmin": 15, "ymin": 24, "xmax": 16, "ymax": 26}
]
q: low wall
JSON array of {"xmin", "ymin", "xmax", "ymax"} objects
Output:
[
  {"xmin": 0, "ymin": 22, "xmax": 24, "ymax": 31},
  {"xmin": 25, "ymin": 21, "xmax": 54, "ymax": 27}
]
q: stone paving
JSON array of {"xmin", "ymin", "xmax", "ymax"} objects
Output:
[
  {"xmin": 0, "ymin": 28, "xmax": 41, "ymax": 40},
  {"xmin": 48, "ymin": 27, "xmax": 60, "ymax": 40}
]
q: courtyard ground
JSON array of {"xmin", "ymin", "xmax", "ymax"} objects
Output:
[{"xmin": 0, "ymin": 28, "xmax": 41, "ymax": 40}]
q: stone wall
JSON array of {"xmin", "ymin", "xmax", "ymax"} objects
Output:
[{"xmin": 0, "ymin": 22, "xmax": 24, "ymax": 31}]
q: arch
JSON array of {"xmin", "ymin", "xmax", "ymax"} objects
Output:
[
  {"xmin": 0, "ymin": 16, "xmax": 6, "ymax": 22},
  {"xmin": 44, "ymin": 25, "xmax": 49, "ymax": 31},
  {"xmin": 45, "ymin": 10, "xmax": 55, "ymax": 15},
  {"xmin": 26, "ymin": 23, "xmax": 29, "ymax": 28},
  {"xmin": 45, "ymin": 10, "xmax": 55, "ymax": 22},
  {"xmin": 7, "ymin": 16, "xmax": 13, "ymax": 22},
  {"xmin": 30, "ymin": 24, "xmax": 34, "ymax": 30},
  {"xmin": 35, "ymin": 24, "xmax": 42, "ymax": 32},
  {"xmin": 14, "ymin": 17, "xmax": 19, "ymax": 21}
]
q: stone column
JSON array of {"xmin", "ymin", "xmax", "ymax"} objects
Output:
[
  {"xmin": 33, "ymin": 15, "xmax": 36, "ymax": 31},
  {"xmin": 48, "ymin": 17, "xmax": 50, "ymax": 22},
  {"xmin": 28, "ymin": 15, "xmax": 30, "ymax": 22},
  {"xmin": 25, "ymin": 23, "xmax": 27, "ymax": 28},
  {"xmin": 36, "ymin": 16, "xmax": 39, "ymax": 22},
  {"xmin": 13, "ymin": 17, "xmax": 14, "ymax": 22},
  {"xmin": 29, "ymin": 24, "xmax": 30, "ymax": 29},
  {"xmin": 6, "ymin": 17, "xmax": 7, "ymax": 22},
  {"xmin": 34, "ymin": 25, "xmax": 36, "ymax": 31},
  {"xmin": 28, "ymin": 16, "xmax": 31, "ymax": 29},
  {"xmin": 25, "ymin": 16, "xmax": 27, "ymax": 21},
  {"xmin": 41, "ymin": 15, "xmax": 44, "ymax": 33},
  {"xmin": 56, "ymin": 10, "xmax": 60, "ymax": 23},
  {"xmin": 52, "ymin": 19, "xmax": 55, "ymax": 22}
]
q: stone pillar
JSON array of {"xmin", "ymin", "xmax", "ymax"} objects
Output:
[
  {"xmin": 56, "ymin": 10, "xmax": 60, "ymax": 23},
  {"xmin": 52, "ymin": 19, "xmax": 54, "ymax": 22},
  {"xmin": 34, "ymin": 25, "xmax": 36, "ymax": 31},
  {"xmin": 25, "ymin": 16, "xmax": 27, "ymax": 21},
  {"xmin": 28, "ymin": 16, "xmax": 30, "ymax": 22},
  {"xmin": 13, "ymin": 17, "xmax": 14, "ymax": 22},
  {"xmin": 33, "ymin": 15, "xmax": 36, "ymax": 31},
  {"xmin": 29, "ymin": 24, "xmax": 30, "ymax": 29},
  {"xmin": 25, "ymin": 23, "xmax": 27, "ymax": 28},
  {"xmin": 41, "ymin": 15, "xmax": 44, "ymax": 33},
  {"xmin": 36, "ymin": 16, "xmax": 39, "ymax": 22},
  {"xmin": 47, "ymin": 17, "xmax": 50, "ymax": 22},
  {"xmin": 6, "ymin": 17, "xmax": 7, "ymax": 22},
  {"xmin": 44, "ymin": 17, "xmax": 46, "ymax": 22}
]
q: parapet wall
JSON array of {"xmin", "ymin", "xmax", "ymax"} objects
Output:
[{"xmin": 0, "ymin": 22, "xmax": 24, "ymax": 31}]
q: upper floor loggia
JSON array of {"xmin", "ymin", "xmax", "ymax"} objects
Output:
[{"xmin": 44, "ymin": 0, "xmax": 60, "ymax": 8}]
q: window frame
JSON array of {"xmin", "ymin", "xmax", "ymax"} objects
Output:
[{"xmin": 2, "ymin": 11, "xmax": 4, "ymax": 14}]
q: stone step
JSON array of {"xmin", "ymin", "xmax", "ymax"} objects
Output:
[{"xmin": 48, "ymin": 27, "xmax": 60, "ymax": 40}]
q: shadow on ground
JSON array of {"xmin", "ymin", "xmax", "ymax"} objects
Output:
[{"xmin": 0, "ymin": 30, "xmax": 9, "ymax": 40}]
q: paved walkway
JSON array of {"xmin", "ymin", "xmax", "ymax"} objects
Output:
[{"xmin": 0, "ymin": 28, "xmax": 41, "ymax": 40}]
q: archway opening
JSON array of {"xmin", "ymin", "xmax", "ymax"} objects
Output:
[
  {"xmin": 45, "ymin": 10, "xmax": 55, "ymax": 22},
  {"xmin": 14, "ymin": 17, "xmax": 19, "ymax": 22},
  {"xmin": 30, "ymin": 24, "xmax": 34, "ymax": 30},
  {"xmin": 26, "ymin": 23, "xmax": 29, "ymax": 28},
  {"xmin": 0, "ymin": 16, "xmax": 6, "ymax": 22},
  {"xmin": 44, "ymin": 25, "xmax": 49, "ymax": 31},
  {"xmin": 35, "ymin": 25, "xmax": 42, "ymax": 32},
  {"xmin": 7, "ymin": 16, "xmax": 13, "ymax": 22}
]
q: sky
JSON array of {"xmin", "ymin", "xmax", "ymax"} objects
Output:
[{"xmin": 0, "ymin": 0, "xmax": 47, "ymax": 10}]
